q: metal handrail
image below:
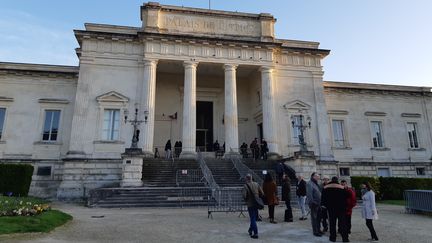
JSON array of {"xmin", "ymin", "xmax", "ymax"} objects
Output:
[
  {"xmin": 197, "ymin": 149, "xmax": 220, "ymax": 193},
  {"xmin": 175, "ymin": 169, "xmax": 204, "ymax": 186},
  {"xmin": 231, "ymin": 157, "xmax": 263, "ymax": 186}
]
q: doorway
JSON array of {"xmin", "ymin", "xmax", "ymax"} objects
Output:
[
  {"xmin": 196, "ymin": 101, "xmax": 213, "ymax": 152},
  {"xmin": 257, "ymin": 123, "xmax": 263, "ymax": 141}
]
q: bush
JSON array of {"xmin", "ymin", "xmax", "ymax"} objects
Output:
[
  {"xmin": 379, "ymin": 177, "xmax": 432, "ymax": 200},
  {"xmin": 351, "ymin": 176, "xmax": 432, "ymax": 200},
  {"xmin": 350, "ymin": 176, "xmax": 381, "ymax": 199},
  {"xmin": 0, "ymin": 164, "xmax": 34, "ymax": 197}
]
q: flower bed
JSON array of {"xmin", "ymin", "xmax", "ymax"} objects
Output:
[{"xmin": 0, "ymin": 196, "xmax": 50, "ymax": 217}]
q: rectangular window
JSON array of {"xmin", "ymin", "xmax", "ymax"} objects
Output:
[
  {"xmin": 332, "ymin": 120, "xmax": 346, "ymax": 147},
  {"xmin": 339, "ymin": 167, "xmax": 350, "ymax": 176},
  {"xmin": 37, "ymin": 166, "xmax": 52, "ymax": 176},
  {"xmin": 292, "ymin": 115, "xmax": 301, "ymax": 144},
  {"xmin": 103, "ymin": 109, "xmax": 120, "ymax": 140},
  {"xmin": 377, "ymin": 168, "xmax": 390, "ymax": 177},
  {"xmin": 370, "ymin": 121, "xmax": 384, "ymax": 148},
  {"xmin": 407, "ymin": 122, "xmax": 419, "ymax": 148},
  {"xmin": 42, "ymin": 110, "xmax": 61, "ymax": 141},
  {"xmin": 416, "ymin": 168, "xmax": 425, "ymax": 176},
  {"xmin": 0, "ymin": 108, "xmax": 5, "ymax": 140}
]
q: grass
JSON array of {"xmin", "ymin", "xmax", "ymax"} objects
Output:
[
  {"xmin": 0, "ymin": 210, "xmax": 72, "ymax": 235},
  {"xmin": 377, "ymin": 200, "xmax": 405, "ymax": 206}
]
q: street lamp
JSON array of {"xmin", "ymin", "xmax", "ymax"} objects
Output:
[
  {"xmin": 124, "ymin": 107, "xmax": 147, "ymax": 150},
  {"xmin": 291, "ymin": 113, "xmax": 311, "ymax": 152}
]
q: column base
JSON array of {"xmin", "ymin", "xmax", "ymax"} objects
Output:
[{"xmin": 180, "ymin": 151, "xmax": 197, "ymax": 159}]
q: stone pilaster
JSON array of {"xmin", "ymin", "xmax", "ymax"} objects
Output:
[
  {"xmin": 224, "ymin": 64, "xmax": 239, "ymax": 155},
  {"xmin": 66, "ymin": 64, "xmax": 93, "ymax": 158},
  {"xmin": 261, "ymin": 66, "xmax": 279, "ymax": 157},
  {"xmin": 312, "ymin": 71, "xmax": 334, "ymax": 161},
  {"xmin": 141, "ymin": 59, "xmax": 158, "ymax": 156},
  {"xmin": 180, "ymin": 61, "xmax": 198, "ymax": 158}
]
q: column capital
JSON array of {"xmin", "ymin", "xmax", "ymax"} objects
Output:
[
  {"xmin": 183, "ymin": 61, "xmax": 199, "ymax": 69},
  {"xmin": 223, "ymin": 64, "xmax": 238, "ymax": 71},
  {"xmin": 259, "ymin": 66, "xmax": 275, "ymax": 73},
  {"xmin": 142, "ymin": 58, "xmax": 158, "ymax": 66}
]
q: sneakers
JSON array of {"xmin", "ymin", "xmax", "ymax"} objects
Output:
[
  {"xmin": 368, "ymin": 238, "xmax": 379, "ymax": 242},
  {"xmin": 313, "ymin": 233, "xmax": 323, "ymax": 237},
  {"xmin": 251, "ymin": 235, "xmax": 259, "ymax": 239},
  {"xmin": 299, "ymin": 217, "xmax": 307, "ymax": 220}
]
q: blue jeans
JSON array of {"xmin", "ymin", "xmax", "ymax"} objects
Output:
[
  {"xmin": 298, "ymin": 196, "xmax": 307, "ymax": 217},
  {"xmin": 247, "ymin": 207, "xmax": 258, "ymax": 235}
]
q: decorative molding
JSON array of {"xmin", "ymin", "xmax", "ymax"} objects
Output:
[
  {"xmin": 370, "ymin": 147, "xmax": 390, "ymax": 151},
  {"xmin": 0, "ymin": 97, "xmax": 14, "ymax": 102},
  {"xmin": 93, "ymin": 140, "xmax": 125, "ymax": 144},
  {"xmin": 327, "ymin": 110, "xmax": 348, "ymax": 115},
  {"xmin": 96, "ymin": 91, "xmax": 129, "ymax": 104},
  {"xmin": 283, "ymin": 100, "xmax": 311, "ymax": 111},
  {"xmin": 401, "ymin": 113, "xmax": 421, "ymax": 118},
  {"xmin": 364, "ymin": 111, "xmax": 386, "ymax": 117},
  {"xmin": 38, "ymin": 98, "xmax": 69, "ymax": 104}
]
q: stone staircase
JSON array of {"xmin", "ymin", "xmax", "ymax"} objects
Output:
[
  {"xmin": 88, "ymin": 187, "xmax": 213, "ymax": 208},
  {"xmin": 205, "ymin": 159, "xmax": 243, "ymax": 187},
  {"xmin": 141, "ymin": 159, "xmax": 203, "ymax": 187}
]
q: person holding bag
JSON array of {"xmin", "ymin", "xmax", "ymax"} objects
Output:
[
  {"xmin": 242, "ymin": 174, "xmax": 264, "ymax": 239},
  {"xmin": 263, "ymin": 173, "xmax": 279, "ymax": 224},
  {"xmin": 361, "ymin": 182, "xmax": 379, "ymax": 241}
]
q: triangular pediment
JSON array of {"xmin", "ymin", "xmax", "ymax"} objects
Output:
[
  {"xmin": 283, "ymin": 100, "xmax": 311, "ymax": 110},
  {"xmin": 96, "ymin": 91, "xmax": 129, "ymax": 103}
]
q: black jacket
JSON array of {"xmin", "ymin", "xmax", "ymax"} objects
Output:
[
  {"xmin": 282, "ymin": 178, "xmax": 291, "ymax": 201},
  {"xmin": 321, "ymin": 182, "xmax": 349, "ymax": 214},
  {"xmin": 296, "ymin": 179, "xmax": 306, "ymax": 197}
]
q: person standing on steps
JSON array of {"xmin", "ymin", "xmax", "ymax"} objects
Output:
[
  {"xmin": 242, "ymin": 174, "xmax": 264, "ymax": 239},
  {"xmin": 361, "ymin": 182, "xmax": 379, "ymax": 242},
  {"xmin": 296, "ymin": 175, "xmax": 307, "ymax": 220},
  {"xmin": 307, "ymin": 172, "xmax": 322, "ymax": 237},
  {"xmin": 281, "ymin": 174, "xmax": 293, "ymax": 222},
  {"xmin": 263, "ymin": 173, "xmax": 279, "ymax": 224},
  {"xmin": 164, "ymin": 139, "xmax": 171, "ymax": 159}
]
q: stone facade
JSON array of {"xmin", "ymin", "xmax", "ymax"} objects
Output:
[{"xmin": 0, "ymin": 2, "xmax": 431, "ymax": 198}]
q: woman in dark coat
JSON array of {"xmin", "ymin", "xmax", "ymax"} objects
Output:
[
  {"xmin": 281, "ymin": 174, "xmax": 293, "ymax": 222},
  {"xmin": 263, "ymin": 173, "xmax": 279, "ymax": 223}
]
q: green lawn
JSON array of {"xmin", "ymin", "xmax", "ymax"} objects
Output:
[
  {"xmin": 0, "ymin": 210, "xmax": 72, "ymax": 235},
  {"xmin": 377, "ymin": 200, "xmax": 405, "ymax": 206}
]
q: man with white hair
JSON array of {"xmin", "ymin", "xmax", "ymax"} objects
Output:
[{"xmin": 242, "ymin": 174, "xmax": 264, "ymax": 239}]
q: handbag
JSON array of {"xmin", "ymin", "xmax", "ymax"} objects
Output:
[{"xmin": 247, "ymin": 183, "xmax": 264, "ymax": 210}]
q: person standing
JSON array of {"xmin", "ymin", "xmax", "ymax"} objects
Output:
[
  {"xmin": 341, "ymin": 179, "xmax": 357, "ymax": 234},
  {"xmin": 164, "ymin": 139, "xmax": 172, "ymax": 159},
  {"xmin": 296, "ymin": 175, "xmax": 307, "ymax": 220},
  {"xmin": 320, "ymin": 175, "xmax": 330, "ymax": 232},
  {"xmin": 307, "ymin": 172, "xmax": 322, "ymax": 237},
  {"xmin": 275, "ymin": 162, "xmax": 284, "ymax": 185},
  {"xmin": 242, "ymin": 174, "xmax": 264, "ymax": 239},
  {"xmin": 321, "ymin": 176, "xmax": 349, "ymax": 242},
  {"xmin": 361, "ymin": 182, "xmax": 379, "ymax": 241},
  {"xmin": 260, "ymin": 139, "xmax": 268, "ymax": 160},
  {"xmin": 281, "ymin": 174, "xmax": 293, "ymax": 222},
  {"xmin": 263, "ymin": 173, "xmax": 279, "ymax": 224}
]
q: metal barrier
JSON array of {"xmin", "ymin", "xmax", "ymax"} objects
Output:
[
  {"xmin": 175, "ymin": 169, "xmax": 204, "ymax": 186},
  {"xmin": 404, "ymin": 190, "xmax": 432, "ymax": 213},
  {"xmin": 231, "ymin": 157, "xmax": 263, "ymax": 185},
  {"xmin": 197, "ymin": 150, "xmax": 220, "ymax": 192},
  {"xmin": 207, "ymin": 187, "xmax": 247, "ymax": 218}
]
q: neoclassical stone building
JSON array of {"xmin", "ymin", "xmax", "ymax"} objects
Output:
[{"xmin": 0, "ymin": 2, "xmax": 431, "ymax": 198}]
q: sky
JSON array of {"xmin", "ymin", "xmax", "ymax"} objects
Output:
[{"xmin": 0, "ymin": 0, "xmax": 431, "ymax": 87}]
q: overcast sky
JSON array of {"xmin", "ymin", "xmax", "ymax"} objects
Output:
[{"xmin": 0, "ymin": 0, "xmax": 431, "ymax": 87}]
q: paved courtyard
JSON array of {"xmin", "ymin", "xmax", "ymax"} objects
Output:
[{"xmin": 1, "ymin": 203, "xmax": 431, "ymax": 243}]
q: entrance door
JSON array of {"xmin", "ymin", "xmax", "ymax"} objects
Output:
[
  {"xmin": 257, "ymin": 123, "xmax": 263, "ymax": 141},
  {"xmin": 196, "ymin": 101, "xmax": 213, "ymax": 152}
]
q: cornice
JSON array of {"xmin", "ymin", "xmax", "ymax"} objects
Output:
[{"xmin": 0, "ymin": 62, "xmax": 78, "ymax": 79}]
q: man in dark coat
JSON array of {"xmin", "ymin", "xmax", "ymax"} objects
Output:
[
  {"xmin": 281, "ymin": 174, "xmax": 293, "ymax": 222},
  {"xmin": 321, "ymin": 176, "xmax": 349, "ymax": 242},
  {"xmin": 296, "ymin": 175, "xmax": 307, "ymax": 220},
  {"xmin": 307, "ymin": 172, "xmax": 322, "ymax": 237}
]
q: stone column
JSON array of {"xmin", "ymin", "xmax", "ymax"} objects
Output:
[
  {"xmin": 312, "ymin": 71, "xmax": 334, "ymax": 161},
  {"xmin": 141, "ymin": 59, "xmax": 158, "ymax": 156},
  {"xmin": 261, "ymin": 66, "xmax": 279, "ymax": 157},
  {"xmin": 224, "ymin": 64, "xmax": 239, "ymax": 155},
  {"xmin": 180, "ymin": 61, "xmax": 198, "ymax": 158}
]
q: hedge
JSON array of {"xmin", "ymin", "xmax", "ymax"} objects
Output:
[
  {"xmin": 0, "ymin": 163, "xmax": 34, "ymax": 196},
  {"xmin": 351, "ymin": 176, "xmax": 432, "ymax": 200}
]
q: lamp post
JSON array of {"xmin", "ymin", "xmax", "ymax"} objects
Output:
[
  {"xmin": 291, "ymin": 113, "xmax": 311, "ymax": 152},
  {"xmin": 124, "ymin": 108, "xmax": 148, "ymax": 150}
]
